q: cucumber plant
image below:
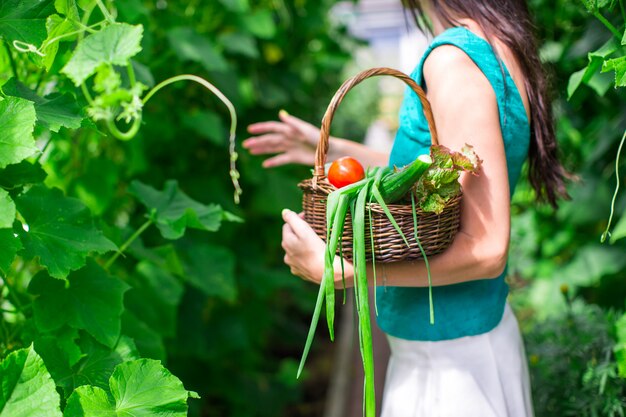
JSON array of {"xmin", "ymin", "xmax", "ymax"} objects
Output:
[{"xmin": 0, "ymin": 1, "xmax": 245, "ymax": 415}]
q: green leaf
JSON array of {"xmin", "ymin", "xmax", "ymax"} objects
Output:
[
  {"xmin": 69, "ymin": 335, "xmax": 139, "ymax": 392},
  {"xmin": 55, "ymin": 0, "xmax": 80, "ymax": 19},
  {"xmin": 166, "ymin": 27, "xmax": 228, "ymax": 72},
  {"xmin": 128, "ymin": 180, "xmax": 242, "ymax": 240},
  {"xmin": 218, "ymin": 0, "xmax": 250, "ymax": 12},
  {"xmin": 610, "ymin": 213, "xmax": 626, "ymax": 243},
  {"xmin": 71, "ymin": 158, "xmax": 119, "ymax": 216},
  {"xmin": 178, "ymin": 242, "xmax": 237, "ymax": 302},
  {"xmin": 615, "ymin": 312, "xmax": 626, "ymax": 345},
  {"xmin": 64, "ymin": 359, "xmax": 198, "ymax": 417},
  {"xmin": 0, "ymin": 344, "xmax": 62, "ymax": 417},
  {"xmin": 117, "ymin": 0, "xmax": 149, "ymax": 23},
  {"xmin": 29, "ymin": 260, "xmax": 130, "ymax": 348},
  {"xmin": 0, "ymin": 0, "xmax": 55, "ymax": 45},
  {"xmin": 34, "ymin": 327, "xmax": 83, "ymax": 382},
  {"xmin": 218, "ymin": 32, "xmax": 259, "ymax": 58},
  {"xmin": 121, "ymin": 310, "xmax": 166, "ymax": 361},
  {"xmin": 558, "ymin": 245, "xmax": 626, "ymax": 287},
  {"xmin": 0, "ymin": 97, "xmax": 38, "ymax": 169},
  {"xmin": 41, "ymin": 13, "xmax": 78, "ymax": 70},
  {"xmin": 615, "ymin": 343, "xmax": 626, "ymax": 378},
  {"xmin": 182, "ymin": 110, "xmax": 227, "ymax": 146},
  {"xmin": 622, "ymin": 28, "xmax": 626, "ymax": 46},
  {"xmin": 16, "ymin": 185, "xmax": 117, "ymax": 279},
  {"xmin": 0, "ymin": 160, "xmax": 47, "ymax": 189},
  {"xmin": 0, "ymin": 229, "xmax": 22, "ymax": 274},
  {"xmin": 239, "ymin": 11, "xmax": 276, "ymax": 39},
  {"xmin": 615, "ymin": 313, "xmax": 626, "ymax": 377},
  {"xmin": 580, "ymin": 0, "xmax": 595, "ymax": 12},
  {"xmin": 602, "ymin": 56, "xmax": 626, "ymax": 88},
  {"xmin": 62, "ymin": 23, "xmax": 143, "ymax": 86},
  {"xmin": 125, "ymin": 261, "xmax": 184, "ymax": 337},
  {"xmin": 3, "ymin": 78, "xmax": 83, "ymax": 131},
  {"xmin": 38, "ymin": 332, "xmax": 139, "ymax": 396},
  {"xmin": 567, "ymin": 67, "xmax": 587, "ymax": 99},
  {"xmin": 0, "ymin": 189, "xmax": 15, "ymax": 228},
  {"xmin": 586, "ymin": 69, "xmax": 614, "ymax": 96},
  {"xmin": 63, "ymin": 386, "xmax": 113, "ymax": 417},
  {"xmin": 421, "ymin": 193, "xmax": 447, "ymax": 214},
  {"xmin": 129, "ymin": 243, "xmax": 185, "ymax": 277},
  {"xmin": 567, "ymin": 39, "xmax": 619, "ymax": 98}
]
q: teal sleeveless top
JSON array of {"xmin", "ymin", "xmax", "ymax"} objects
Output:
[{"xmin": 376, "ymin": 27, "xmax": 530, "ymax": 341}]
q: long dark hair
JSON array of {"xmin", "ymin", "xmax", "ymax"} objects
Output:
[{"xmin": 402, "ymin": 0, "xmax": 569, "ymax": 207}]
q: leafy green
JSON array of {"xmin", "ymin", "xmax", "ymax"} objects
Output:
[
  {"xmin": 239, "ymin": 10, "xmax": 277, "ymax": 39},
  {"xmin": 0, "ymin": 344, "xmax": 62, "ymax": 417},
  {"xmin": 2, "ymin": 78, "xmax": 83, "ymax": 131},
  {"xmin": 16, "ymin": 185, "xmax": 117, "ymax": 279},
  {"xmin": 567, "ymin": 39, "xmax": 618, "ymax": 98},
  {"xmin": 0, "ymin": 228, "xmax": 22, "ymax": 274},
  {"xmin": 67, "ymin": 335, "xmax": 139, "ymax": 392},
  {"xmin": 121, "ymin": 310, "xmax": 166, "ymax": 361},
  {"xmin": 129, "ymin": 180, "xmax": 242, "ymax": 240},
  {"xmin": 166, "ymin": 27, "xmax": 228, "ymax": 72},
  {"xmin": 64, "ymin": 359, "xmax": 199, "ymax": 417},
  {"xmin": 415, "ymin": 144, "xmax": 481, "ymax": 214},
  {"xmin": 33, "ymin": 327, "xmax": 83, "ymax": 386},
  {"xmin": 0, "ymin": 0, "xmax": 54, "ymax": 45},
  {"xmin": 0, "ymin": 97, "xmax": 38, "ymax": 169},
  {"xmin": 178, "ymin": 243, "xmax": 237, "ymax": 302},
  {"xmin": 615, "ymin": 312, "xmax": 626, "ymax": 377},
  {"xmin": 29, "ymin": 260, "xmax": 129, "ymax": 348},
  {"xmin": 182, "ymin": 110, "xmax": 227, "ymax": 146},
  {"xmin": 0, "ymin": 189, "xmax": 15, "ymax": 228},
  {"xmin": 125, "ymin": 261, "xmax": 184, "ymax": 337},
  {"xmin": 62, "ymin": 23, "xmax": 143, "ymax": 86},
  {"xmin": 0, "ymin": 160, "xmax": 47, "ymax": 189},
  {"xmin": 601, "ymin": 56, "xmax": 626, "ymax": 87}
]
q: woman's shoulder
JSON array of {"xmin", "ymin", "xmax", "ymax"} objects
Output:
[{"xmin": 422, "ymin": 43, "xmax": 491, "ymax": 96}]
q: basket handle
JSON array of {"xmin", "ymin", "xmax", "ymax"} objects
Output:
[{"xmin": 313, "ymin": 67, "xmax": 439, "ymax": 186}]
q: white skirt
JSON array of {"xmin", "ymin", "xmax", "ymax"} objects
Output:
[{"xmin": 380, "ymin": 304, "xmax": 534, "ymax": 417}]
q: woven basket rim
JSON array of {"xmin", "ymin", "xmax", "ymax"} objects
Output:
[{"xmin": 298, "ymin": 177, "xmax": 462, "ymax": 214}]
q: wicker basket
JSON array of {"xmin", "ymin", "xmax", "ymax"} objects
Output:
[{"xmin": 298, "ymin": 67, "xmax": 462, "ymax": 263}]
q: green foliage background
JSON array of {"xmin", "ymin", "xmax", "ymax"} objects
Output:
[
  {"xmin": 0, "ymin": 1, "xmax": 368, "ymax": 416},
  {"xmin": 510, "ymin": 0, "xmax": 626, "ymax": 415},
  {"xmin": 0, "ymin": 0, "xmax": 626, "ymax": 416}
]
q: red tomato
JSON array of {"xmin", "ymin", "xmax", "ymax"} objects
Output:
[{"xmin": 327, "ymin": 157, "xmax": 365, "ymax": 188}]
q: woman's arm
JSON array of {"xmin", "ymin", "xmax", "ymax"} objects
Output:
[
  {"xmin": 367, "ymin": 45, "xmax": 512, "ymax": 287},
  {"xmin": 244, "ymin": 110, "xmax": 388, "ymax": 168},
  {"xmin": 281, "ymin": 45, "xmax": 512, "ymax": 288}
]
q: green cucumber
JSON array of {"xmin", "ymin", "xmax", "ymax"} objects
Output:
[{"xmin": 379, "ymin": 154, "xmax": 432, "ymax": 203}]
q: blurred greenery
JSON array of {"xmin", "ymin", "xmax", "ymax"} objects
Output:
[
  {"xmin": 509, "ymin": 0, "xmax": 626, "ymax": 415},
  {"xmin": 0, "ymin": 1, "xmax": 375, "ymax": 416}
]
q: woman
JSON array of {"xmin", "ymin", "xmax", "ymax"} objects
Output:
[{"xmin": 244, "ymin": 1, "xmax": 568, "ymax": 415}]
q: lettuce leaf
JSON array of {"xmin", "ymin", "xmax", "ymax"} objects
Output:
[{"xmin": 415, "ymin": 144, "xmax": 481, "ymax": 214}]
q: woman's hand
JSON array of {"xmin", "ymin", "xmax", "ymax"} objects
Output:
[
  {"xmin": 281, "ymin": 209, "xmax": 354, "ymax": 286},
  {"xmin": 244, "ymin": 110, "xmax": 319, "ymax": 168}
]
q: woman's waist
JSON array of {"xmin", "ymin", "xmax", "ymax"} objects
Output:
[{"xmin": 375, "ymin": 275, "xmax": 509, "ymax": 341}]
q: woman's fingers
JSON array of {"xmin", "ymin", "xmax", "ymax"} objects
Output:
[
  {"xmin": 282, "ymin": 209, "xmax": 315, "ymax": 238},
  {"xmin": 243, "ymin": 134, "xmax": 288, "ymax": 155},
  {"xmin": 278, "ymin": 111, "xmax": 318, "ymax": 145},
  {"xmin": 263, "ymin": 153, "xmax": 294, "ymax": 167},
  {"xmin": 282, "ymin": 222, "xmax": 298, "ymax": 248},
  {"xmin": 247, "ymin": 121, "xmax": 293, "ymax": 136}
]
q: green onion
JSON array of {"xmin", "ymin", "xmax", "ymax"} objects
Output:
[
  {"xmin": 412, "ymin": 192, "xmax": 434, "ymax": 325},
  {"xmin": 353, "ymin": 182, "xmax": 376, "ymax": 417}
]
